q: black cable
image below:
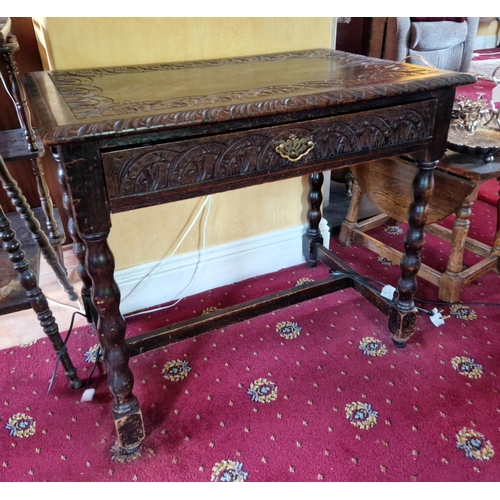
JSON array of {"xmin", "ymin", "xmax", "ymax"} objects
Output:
[
  {"xmin": 331, "ymin": 269, "xmax": 413, "ymax": 310},
  {"xmin": 47, "ymin": 311, "xmax": 87, "ymax": 395},
  {"xmin": 330, "ymin": 268, "xmax": 500, "ymax": 321},
  {"xmin": 413, "ymin": 297, "xmax": 500, "ymax": 308},
  {"xmin": 329, "ymin": 269, "xmax": 473, "ymax": 318},
  {"xmin": 330, "ymin": 270, "xmax": 421, "ymax": 314},
  {"xmin": 329, "ymin": 270, "xmax": 388, "ymax": 294}
]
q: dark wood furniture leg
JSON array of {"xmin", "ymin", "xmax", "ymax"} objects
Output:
[
  {"xmin": 0, "ymin": 156, "xmax": 77, "ymax": 301},
  {"xmin": 305, "ymin": 172, "xmax": 324, "ymax": 266},
  {"xmin": 1, "ymin": 33, "xmax": 66, "ymax": 266},
  {"xmin": 338, "ymin": 178, "xmax": 365, "ymax": 246},
  {"xmin": 52, "ymin": 147, "xmax": 95, "ymax": 323},
  {"xmin": 305, "ymin": 166, "xmax": 417, "ymax": 347},
  {"xmin": 83, "ymin": 233, "xmax": 145, "ymax": 453},
  {"xmin": 437, "ymin": 191, "xmax": 475, "ymax": 302},
  {"xmin": 56, "ymin": 145, "xmax": 145, "ymax": 454},
  {"xmin": 389, "ymin": 160, "xmax": 437, "ymax": 347},
  {"xmin": 0, "ymin": 200, "xmax": 81, "ymax": 389}
]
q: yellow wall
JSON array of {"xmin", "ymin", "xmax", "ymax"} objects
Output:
[{"xmin": 32, "ymin": 17, "xmax": 333, "ymax": 270}]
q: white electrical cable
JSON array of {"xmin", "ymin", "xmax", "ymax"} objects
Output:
[
  {"xmin": 124, "ymin": 195, "xmax": 212, "ymax": 318},
  {"xmin": 3, "ymin": 61, "xmax": 208, "ymax": 324},
  {"xmin": 0, "ymin": 70, "xmax": 16, "ymax": 107},
  {"xmin": 46, "ymin": 296, "xmax": 85, "ymax": 313},
  {"xmin": 2, "ymin": 71, "xmax": 84, "ymax": 315},
  {"xmin": 43, "ymin": 192, "xmax": 212, "ymax": 322}
]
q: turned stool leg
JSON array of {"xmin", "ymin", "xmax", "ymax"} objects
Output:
[
  {"xmin": 438, "ymin": 190, "xmax": 476, "ymax": 303},
  {"xmin": 339, "ymin": 178, "xmax": 363, "ymax": 246},
  {"xmin": 0, "ymin": 204, "xmax": 82, "ymax": 389},
  {"xmin": 345, "ymin": 171, "xmax": 354, "ymax": 197}
]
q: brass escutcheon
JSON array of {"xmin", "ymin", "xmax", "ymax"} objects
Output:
[{"xmin": 274, "ymin": 134, "xmax": 315, "ymax": 162}]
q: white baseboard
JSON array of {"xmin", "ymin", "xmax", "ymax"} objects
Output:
[
  {"xmin": 474, "ymin": 35, "xmax": 499, "ymax": 50},
  {"xmin": 116, "ymin": 218, "xmax": 331, "ymax": 315}
]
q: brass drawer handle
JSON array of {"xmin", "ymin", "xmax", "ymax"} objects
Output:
[{"xmin": 274, "ymin": 134, "xmax": 315, "ymax": 162}]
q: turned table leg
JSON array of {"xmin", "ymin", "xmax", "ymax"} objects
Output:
[
  {"xmin": 53, "ymin": 143, "xmax": 145, "ymax": 454},
  {"xmin": 0, "ymin": 203, "xmax": 82, "ymax": 389},
  {"xmin": 82, "ymin": 232, "xmax": 145, "ymax": 454},
  {"xmin": 53, "ymin": 148, "xmax": 95, "ymax": 323},
  {"xmin": 304, "ymin": 171, "xmax": 324, "ymax": 266},
  {"xmin": 389, "ymin": 160, "xmax": 437, "ymax": 347}
]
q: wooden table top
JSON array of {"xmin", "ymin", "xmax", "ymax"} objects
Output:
[
  {"xmin": 438, "ymin": 151, "xmax": 500, "ymax": 181},
  {"xmin": 24, "ymin": 49, "xmax": 475, "ymax": 146}
]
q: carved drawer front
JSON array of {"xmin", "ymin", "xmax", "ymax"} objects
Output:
[{"xmin": 101, "ymin": 99, "xmax": 436, "ymax": 209}]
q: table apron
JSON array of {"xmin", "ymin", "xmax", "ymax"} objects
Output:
[{"xmin": 101, "ymin": 100, "xmax": 437, "ymax": 211}]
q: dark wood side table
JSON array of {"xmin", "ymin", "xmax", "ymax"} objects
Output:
[{"xmin": 24, "ymin": 49, "xmax": 474, "ymax": 455}]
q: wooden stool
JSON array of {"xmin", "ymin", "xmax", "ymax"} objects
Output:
[{"xmin": 339, "ymin": 152, "xmax": 500, "ymax": 303}]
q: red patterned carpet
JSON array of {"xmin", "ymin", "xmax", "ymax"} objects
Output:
[
  {"xmin": 458, "ymin": 45, "xmax": 500, "ymax": 103},
  {"xmin": 452, "ymin": 58, "xmax": 499, "ymax": 214},
  {"xmin": 479, "ymin": 179, "xmax": 499, "ymax": 206},
  {"xmin": 1, "ymin": 197, "xmax": 500, "ymax": 482},
  {"xmin": 470, "ymin": 47, "xmax": 500, "ymax": 79}
]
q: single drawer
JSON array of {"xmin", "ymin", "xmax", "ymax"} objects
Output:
[{"xmin": 101, "ymin": 99, "xmax": 436, "ymax": 210}]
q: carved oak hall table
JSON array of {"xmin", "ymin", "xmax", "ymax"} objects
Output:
[{"xmin": 24, "ymin": 49, "xmax": 475, "ymax": 454}]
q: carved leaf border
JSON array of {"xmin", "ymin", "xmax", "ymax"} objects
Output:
[
  {"xmin": 103, "ymin": 102, "xmax": 435, "ymax": 199},
  {"xmin": 40, "ymin": 49, "xmax": 474, "ymax": 144}
]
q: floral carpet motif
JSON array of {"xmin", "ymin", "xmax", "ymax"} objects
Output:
[{"xmin": 1, "ymin": 197, "xmax": 500, "ymax": 482}]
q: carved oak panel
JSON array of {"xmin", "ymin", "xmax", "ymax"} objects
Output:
[{"xmin": 101, "ymin": 100, "xmax": 436, "ymax": 209}]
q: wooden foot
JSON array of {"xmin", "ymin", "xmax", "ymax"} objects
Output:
[
  {"xmin": 388, "ymin": 307, "xmax": 418, "ymax": 347},
  {"xmin": 113, "ymin": 401, "xmax": 145, "ymax": 454},
  {"xmin": 392, "ymin": 339, "xmax": 407, "ymax": 349}
]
